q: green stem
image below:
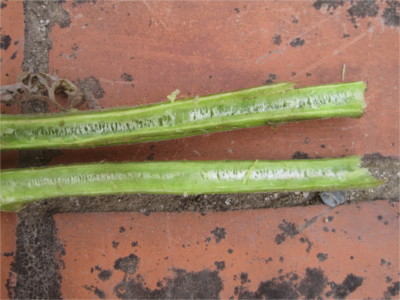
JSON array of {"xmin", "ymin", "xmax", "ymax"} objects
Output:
[
  {"xmin": 1, "ymin": 82, "xmax": 365, "ymax": 150},
  {"xmin": 0, "ymin": 156, "xmax": 382, "ymax": 211}
]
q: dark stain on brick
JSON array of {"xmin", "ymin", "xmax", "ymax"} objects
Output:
[
  {"xmin": 211, "ymin": 227, "xmax": 226, "ymax": 243},
  {"xmin": 292, "ymin": 151, "xmax": 309, "ymax": 159},
  {"xmin": 114, "ymin": 254, "xmax": 140, "ymax": 275},
  {"xmin": 275, "ymin": 219, "xmax": 299, "ymax": 245},
  {"xmin": 121, "ymin": 72, "xmax": 134, "ymax": 82},
  {"xmin": 240, "ymin": 272, "xmax": 250, "ymax": 284},
  {"xmin": 146, "ymin": 153, "xmax": 154, "ymax": 161},
  {"xmin": 114, "ymin": 268, "xmax": 223, "ymax": 299},
  {"xmin": 384, "ymin": 281, "xmax": 400, "ymax": 298},
  {"xmin": 263, "ymin": 257, "xmax": 273, "ymax": 264},
  {"xmin": 382, "ymin": 1, "xmax": 400, "ymax": 27},
  {"xmin": 326, "ymin": 273, "xmax": 364, "ymax": 299},
  {"xmin": 10, "ymin": 51, "xmax": 17, "ymax": 60},
  {"xmin": 236, "ymin": 269, "xmax": 364, "ymax": 300},
  {"xmin": 1, "ymin": 2, "xmax": 7, "ymax": 9},
  {"xmin": 73, "ymin": 0, "xmax": 97, "ymax": 7},
  {"xmin": 298, "ymin": 268, "xmax": 327, "ymax": 299},
  {"xmin": 317, "ymin": 253, "xmax": 328, "ymax": 262},
  {"xmin": 274, "ymin": 233, "xmax": 285, "ymax": 244},
  {"xmin": 112, "ymin": 240, "xmax": 119, "ymax": 249},
  {"xmin": 299, "ymin": 237, "xmax": 313, "ymax": 253},
  {"xmin": 288, "ymin": 272, "xmax": 299, "ymax": 281},
  {"xmin": 381, "ymin": 258, "xmax": 392, "ymax": 266},
  {"xmin": 279, "ymin": 220, "xmax": 299, "ymax": 236},
  {"xmin": 3, "ymin": 251, "xmax": 14, "ymax": 257},
  {"xmin": 290, "ymin": 37, "xmax": 305, "ymax": 48},
  {"xmin": 83, "ymin": 285, "xmax": 105, "ymax": 299},
  {"xmin": 214, "ymin": 261, "xmax": 225, "ymax": 271},
  {"xmin": 240, "ymin": 277, "xmax": 299, "ymax": 299},
  {"xmin": 234, "ymin": 7, "xmax": 240, "ymax": 13},
  {"xmin": 1, "ymin": 34, "xmax": 11, "ymax": 50},
  {"xmin": 348, "ymin": 0, "xmax": 379, "ymax": 18},
  {"xmin": 94, "ymin": 266, "xmax": 113, "ymax": 281},
  {"xmin": 342, "ymin": 33, "xmax": 350, "ymax": 38},
  {"xmin": 377, "ymin": 215, "xmax": 390, "ymax": 225},
  {"xmin": 119, "ymin": 226, "xmax": 126, "ymax": 233},
  {"xmin": 227, "ymin": 248, "xmax": 234, "ymax": 254},
  {"xmin": 312, "ymin": 0, "xmax": 345, "ymax": 11},
  {"xmin": 98, "ymin": 269, "xmax": 112, "ymax": 281},
  {"xmin": 264, "ymin": 73, "xmax": 278, "ymax": 85},
  {"xmin": 76, "ymin": 76, "xmax": 105, "ymax": 99},
  {"xmin": 131, "ymin": 241, "xmax": 139, "ymax": 247},
  {"xmin": 273, "ymin": 34, "xmax": 282, "ymax": 45}
]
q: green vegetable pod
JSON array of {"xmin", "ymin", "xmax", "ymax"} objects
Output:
[
  {"xmin": 0, "ymin": 156, "xmax": 382, "ymax": 211},
  {"xmin": 0, "ymin": 81, "xmax": 366, "ymax": 150}
]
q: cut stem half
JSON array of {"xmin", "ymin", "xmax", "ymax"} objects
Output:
[
  {"xmin": 0, "ymin": 156, "xmax": 382, "ymax": 211},
  {"xmin": 1, "ymin": 81, "xmax": 366, "ymax": 150}
]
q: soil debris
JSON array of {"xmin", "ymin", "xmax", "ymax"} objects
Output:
[
  {"xmin": 298, "ymin": 268, "xmax": 327, "ymax": 299},
  {"xmin": 327, "ymin": 273, "xmax": 364, "ymax": 298},
  {"xmin": 211, "ymin": 227, "xmax": 227, "ymax": 243},
  {"xmin": 113, "ymin": 268, "xmax": 223, "ymax": 299},
  {"xmin": 312, "ymin": 0, "xmax": 345, "ymax": 11},
  {"xmin": 382, "ymin": 0, "xmax": 400, "ymax": 26},
  {"xmin": 1, "ymin": 34, "xmax": 11, "ymax": 50},
  {"xmin": 290, "ymin": 37, "xmax": 305, "ymax": 47},
  {"xmin": 114, "ymin": 254, "xmax": 140, "ymax": 275},
  {"xmin": 348, "ymin": 0, "xmax": 379, "ymax": 18}
]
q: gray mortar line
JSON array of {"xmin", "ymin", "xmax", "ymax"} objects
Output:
[
  {"xmin": 21, "ymin": 0, "xmax": 70, "ymax": 74},
  {"xmin": 10, "ymin": 1, "xmax": 70, "ymax": 299}
]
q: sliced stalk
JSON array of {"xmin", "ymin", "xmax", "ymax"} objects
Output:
[
  {"xmin": 0, "ymin": 156, "xmax": 382, "ymax": 212},
  {"xmin": 1, "ymin": 81, "xmax": 365, "ymax": 150}
]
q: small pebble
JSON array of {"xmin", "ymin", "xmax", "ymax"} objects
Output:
[{"xmin": 320, "ymin": 191, "xmax": 347, "ymax": 207}]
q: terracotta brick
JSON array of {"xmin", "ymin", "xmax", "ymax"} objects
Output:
[
  {"xmin": 0, "ymin": 212, "xmax": 18, "ymax": 300},
  {"xmin": 45, "ymin": 0, "xmax": 398, "ymax": 165},
  {"xmin": 55, "ymin": 200, "xmax": 399, "ymax": 299},
  {"xmin": 0, "ymin": 0, "xmax": 24, "ymax": 86},
  {"xmin": 0, "ymin": 0, "xmax": 24, "ymax": 169}
]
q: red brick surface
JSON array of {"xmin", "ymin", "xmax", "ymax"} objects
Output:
[
  {"xmin": 0, "ymin": 212, "xmax": 17, "ymax": 300},
  {"xmin": 0, "ymin": 0, "xmax": 24, "ymax": 169},
  {"xmin": 0, "ymin": 0, "xmax": 24, "ymax": 86},
  {"xmin": 56, "ymin": 200, "xmax": 399, "ymax": 299},
  {"xmin": 46, "ymin": 0, "xmax": 399, "ymax": 166}
]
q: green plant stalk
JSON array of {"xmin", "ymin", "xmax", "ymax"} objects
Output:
[
  {"xmin": 1, "ymin": 81, "xmax": 366, "ymax": 150},
  {"xmin": 0, "ymin": 156, "xmax": 382, "ymax": 211}
]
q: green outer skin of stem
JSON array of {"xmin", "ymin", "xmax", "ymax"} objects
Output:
[
  {"xmin": 0, "ymin": 81, "xmax": 366, "ymax": 150},
  {"xmin": 0, "ymin": 156, "xmax": 382, "ymax": 212}
]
